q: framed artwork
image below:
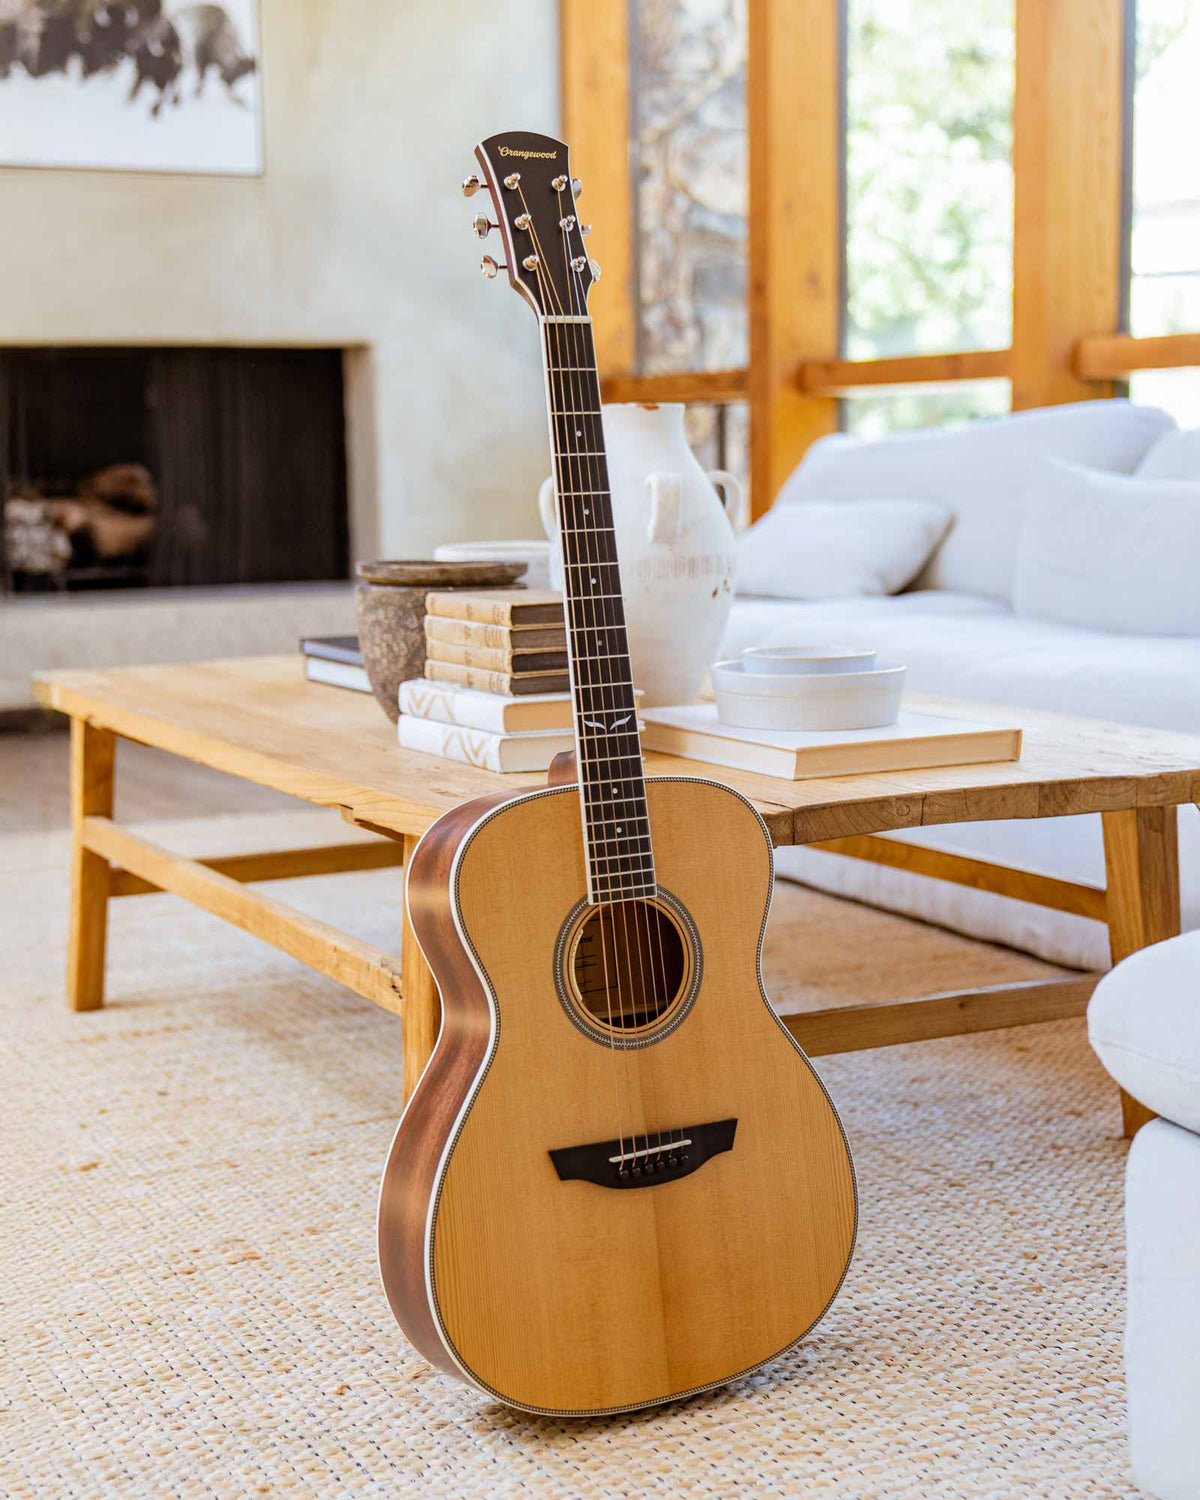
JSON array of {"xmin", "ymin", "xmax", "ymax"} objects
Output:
[{"xmin": 0, "ymin": 1, "xmax": 262, "ymax": 175}]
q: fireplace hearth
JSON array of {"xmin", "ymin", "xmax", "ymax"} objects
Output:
[{"xmin": 1, "ymin": 348, "xmax": 349, "ymax": 595}]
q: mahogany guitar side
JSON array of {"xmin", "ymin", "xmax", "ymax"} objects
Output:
[{"xmin": 378, "ymin": 777, "xmax": 857, "ymax": 1417}]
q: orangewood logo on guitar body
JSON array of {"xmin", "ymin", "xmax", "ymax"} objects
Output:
[{"xmin": 498, "ymin": 145, "xmax": 557, "ymax": 158}]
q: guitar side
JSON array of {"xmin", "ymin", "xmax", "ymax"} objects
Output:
[{"xmin": 378, "ymin": 778, "xmax": 857, "ymax": 1416}]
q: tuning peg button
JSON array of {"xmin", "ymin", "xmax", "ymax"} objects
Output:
[
  {"xmin": 571, "ymin": 177, "xmax": 583, "ymax": 198},
  {"xmin": 472, "ymin": 214, "xmax": 496, "ymax": 239},
  {"xmin": 580, "ymin": 223, "xmax": 592, "ymax": 236},
  {"xmin": 588, "ymin": 258, "xmax": 602, "ymax": 282},
  {"xmin": 480, "ymin": 256, "xmax": 505, "ymax": 279},
  {"xmin": 462, "ymin": 173, "xmax": 482, "ymax": 198}
]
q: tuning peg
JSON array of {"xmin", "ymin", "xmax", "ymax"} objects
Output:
[
  {"xmin": 579, "ymin": 223, "xmax": 592, "ymax": 236},
  {"xmin": 588, "ymin": 258, "xmax": 602, "ymax": 281},
  {"xmin": 480, "ymin": 255, "xmax": 505, "ymax": 279},
  {"xmin": 472, "ymin": 214, "xmax": 496, "ymax": 239},
  {"xmin": 571, "ymin": 177, "xmax": 583, "ymax": 197},
  {"xmin": 461, "ymin": 174, "xmax": 482, "ymax": 198}
]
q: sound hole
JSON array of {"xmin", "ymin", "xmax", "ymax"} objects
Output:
[{"xmin": 570, "ymin": 899, "xmax": 689, "ymax": 1032}]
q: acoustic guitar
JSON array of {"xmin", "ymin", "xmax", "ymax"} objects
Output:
[{"xmin": 377, "ymin": 129, "xmax": 856, "ymax": 1417}]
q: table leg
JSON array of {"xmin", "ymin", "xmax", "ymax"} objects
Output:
[
  {"xmin": 1102, "ymin": 805, "xmax": 1180, "ymax": 1137},
  {"xmin": 401, "ymin": 832, "xmax": 440, "ymax": 1105},
  {"xmin": 67, "ymin": 719, "xmax": 115, "ymax": 1012}
]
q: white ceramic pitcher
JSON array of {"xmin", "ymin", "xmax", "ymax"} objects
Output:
[{"xmin": 538, "ymin": 402, "xmax": 744, "ymax": 706}]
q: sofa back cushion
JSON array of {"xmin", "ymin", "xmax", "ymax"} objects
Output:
[
  {"xmin": 1138, "ymin": 426, "xmax": 1200, "ymax": 480},
  {"xmin": 735, "ymin": 498, "xmax": 951, "ymax": 598},
  {"xmin": 1014, "ymin": 461, "xmax": 1200, "ymax": 636},
  {"xmin": 778, "ymin": 400, "xmax": 1175, "ymax": 602}
]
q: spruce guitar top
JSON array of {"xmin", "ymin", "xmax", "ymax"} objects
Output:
[{"xmin": 376, "ymin": 129, "xmax": 857, "ymax": 1417}]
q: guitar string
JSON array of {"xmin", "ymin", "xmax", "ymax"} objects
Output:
[
  {"xmin": 556, "ymin": 193, "xmax": 667, "ymax": 1173},
  {"xmin": 533, "ymin": 189, "xmax": 647, "ymax": 1173},
  {"xmin": 515, "ymin": 181, "xmax": 633, "ymax": 1169},
  {"xmin": 558, "ymin": 222, "xmax": 652, "ymax": 1173}
]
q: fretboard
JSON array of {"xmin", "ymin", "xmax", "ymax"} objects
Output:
[{"xmin": 541, "ymin": 316, "xmax": 655, "ymax": 904}]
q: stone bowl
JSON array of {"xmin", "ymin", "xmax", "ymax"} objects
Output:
[{"xmin": 355, "ymin": 558, "xmax": 527, "ymax": 722}]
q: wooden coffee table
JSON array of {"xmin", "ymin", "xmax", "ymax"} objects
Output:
[{"xmin": 35, "ymin": 655, "xmax": 1200, "ymax": 1134}]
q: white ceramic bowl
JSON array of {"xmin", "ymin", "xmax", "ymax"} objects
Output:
[
  {"xmin": 712, "ymin": 657, "xmax": 906, "ymax": 731},
  {"xmin": 741, "ymin": 644, "xmax": 877, "ymax": 676}
]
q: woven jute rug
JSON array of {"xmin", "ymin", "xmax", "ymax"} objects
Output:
[{"xmin": 2, "ymin": 809, "xmax": 1135, "ymax": 1498}]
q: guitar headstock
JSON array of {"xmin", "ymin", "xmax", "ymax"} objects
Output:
[{"xmin": 464, "ymin": 130, "xmax": 598, "ymax": 319}]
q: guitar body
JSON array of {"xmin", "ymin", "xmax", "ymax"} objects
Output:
[{"xmin": 378, "ymin": 776, "xmax": 857, "ymax": 1416}]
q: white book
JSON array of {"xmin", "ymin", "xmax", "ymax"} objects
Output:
[
  {"xmin": 640, "ymin": 705, "xmax": 1022, "ymax": 780},
  {"xmin": 397, "ymin": 714, "xmax": 573, "ymax": 772},
  {"xmin": 398, "ymin": 678, "xmax": 573, "ymax": 733},
  {"xmin": 305, "ymin": 657, "xmax": 371, "ymax": 693}
]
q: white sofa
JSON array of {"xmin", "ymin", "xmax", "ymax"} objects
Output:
[
  {"xmin": 1089, "ymin": 936, "xmax": 1200, "ymax": 1500},
  {"xmin": 722, "ymin": 401, "xmax": 1200, "ymax": 971}
]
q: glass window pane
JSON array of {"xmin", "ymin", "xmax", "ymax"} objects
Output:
[
  {"xmin": 842, "ymin": 380, "xmax": 1011, "ymax": 441},
  {"xmin": 844, "ymin": 0, "xmax": 1015, "ymax": 360},
  {"xmin": 630, "ymin": 1, "xmax": 748, "ymax": 376},
  {"xmin": 1129, "ymin": 1, "xmax": 1200, "ymax": 336}
]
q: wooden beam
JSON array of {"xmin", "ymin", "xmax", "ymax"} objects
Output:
[
  {"xmin": 600, "ymin": 369, "xmax": 748, "ymax": 406},
  {"xmin": 784, "ymin": 975, "xmax": 1098, "ymax": 1057},
  {"xmin": 810, "ymin": 834, "xmax": 1108, "ymax": 922},
  {"xmin": 109, "ymin": 840, "xmax": 406, "ymax": 898},
  {"xmin": 1075, "ymin": 331, "xmax": 1200, "ymax": 380},
  {"xmin": 747, "ymin": 0, "xmax": 840, "ymax": 517},
  {"xmin": 799, "ymin": 349, "xmax": 1011, "ymax": 396},
  {"xmin": 82, "ymin": 816, "xmax": 405, "ymax": 1014},
  {"xmin": 1011, "ymin": 0, "xmax": 1126, "ymax": 408},
  {"xmin": 560, "ymin": 0, "xmax": 634, "ymax": 381}
]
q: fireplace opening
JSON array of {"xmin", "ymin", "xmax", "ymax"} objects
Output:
[{"xmin": 1, "ymin": 347, "xmax": 349, "ymax": 595}]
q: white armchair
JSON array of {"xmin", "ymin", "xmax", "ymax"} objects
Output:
[{"xmin": 1089, "ymin": 934, "xmax": 1200, "ymax": 1500}]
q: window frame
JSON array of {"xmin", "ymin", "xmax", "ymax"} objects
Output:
[{"xmin": 560, "ymin": 0, "xmax": 1197, "ymax": 519}]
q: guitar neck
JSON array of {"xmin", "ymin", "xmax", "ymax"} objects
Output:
[{"xmin": 541, "ymin": 315, "xmax": 655, "ymax": 904}]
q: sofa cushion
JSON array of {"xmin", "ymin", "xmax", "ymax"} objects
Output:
[
  {"xmin": 1088, "ymin": 933, "xmax": 1200, "ymax": 1133},
  {"xmin": 778, "ymin": 401, "xmax": 1174, "ymax": 603},
  {"xmin": 1014, "ymin": 462, "xmax": 1200, "ymax": 636},
  {"xmin": 1138, "ymin": 426, "xmax": 1200, "ymax": 480},
  {"xmin": 736, "ymin": 498, "xmax": 951, "ymax": 599}
]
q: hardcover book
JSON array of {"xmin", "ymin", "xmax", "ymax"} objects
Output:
[
  {"xmin": 399, "ymin": 680, "xmax": 646, "ymax": 734},
  {"xmin": 424, "ymin": 616, "xmax": 567, "ymax": 651},
  {"xmin": 424, "ymin": 639, "xmax": 569, "ymax": 674},
  {"xmin": 424, "ymin": 660, "xmax": 570, "ymax": 696},
  {"xmin": 397, "ymin": 715, "xmax": 574, "ymax": 772},
  {"xmin": 424, "ymin": 588, "xmax": 564, "ymax": 627},
  {"xmin": 640, "ymin": 706, "xmax": 1022, "ymax": 781}
]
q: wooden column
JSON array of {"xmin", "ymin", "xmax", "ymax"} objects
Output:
[
  {"xmin": 560, "ymin": 0, "xmax": 635, "ymax": 381},
  {"xmin": 1011, "ymin": 0, "xmax": 1126, "ymax": 408},
  {"xmin": 1102, "ymin": 806, "xmax": 1181, "ymax": 1137},
  {"xmin": 401, "ymin": 832, "xmax": 441, "ymax": 1104},
  {"xmin": 747, "ymin": 0, "xmax": 841, "ymax": 518},
  {"xmin": 67, "ymin": 718, "xmax": 115, "ymax": 1011}
]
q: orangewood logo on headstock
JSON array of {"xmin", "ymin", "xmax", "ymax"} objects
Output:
[{"xmin": 498, "ymin": 146, "xmax": 558, "ymax": 159}]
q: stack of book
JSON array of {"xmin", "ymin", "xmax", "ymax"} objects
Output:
[
  {"xmin": 399, "ymin": 588, "xmax": 574, "ymax": 771},
  {"xmin": 422, "ymin": 589, "xmax": 569, "ymax": 694}
]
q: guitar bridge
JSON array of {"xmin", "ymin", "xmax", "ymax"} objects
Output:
[{"xmin": 548, "ymin": 1118, "xmax": 737, "ymax": 1190}]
